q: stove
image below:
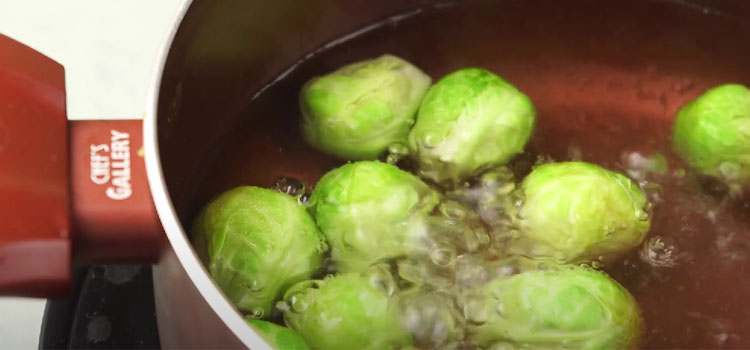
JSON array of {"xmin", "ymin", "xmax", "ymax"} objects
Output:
[{"xmin": 39, "ymin": 265, "xmax": 161, "ymax": 349}]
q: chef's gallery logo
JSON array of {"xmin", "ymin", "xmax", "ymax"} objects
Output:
[{"xmin": 89, "ymin": 130, "xmax": 132, "ymax": 200}]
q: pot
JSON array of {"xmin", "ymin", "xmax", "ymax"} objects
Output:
[{"xmin": 1, "ymin": 0, "xmax": 750, "ymax": 349}]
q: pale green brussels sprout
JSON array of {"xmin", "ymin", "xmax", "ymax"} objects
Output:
[
  {"xmin": 246, "ymin": 319, "xmax": 310, "ymax": 350},
  {"xmin": 191, "ymin": 186, "xmax": 326, "ymax": 317},
  {"xmin": 461, "ymin": 266, "xmax": 642, "ymax": 349},
  {"xmin": 309, "ymin": 161, "xmax": 441, "ymax": 272},
  {"xmin": 408, "ymin": 68, "xmax": 536, "ymax": 184},
  {"xmin": 281, "ymin": 268, "xmax": 412, "ymax": 350},
  {"xmin": 300, "ymin": 54, "xmax": 432, "ymax": 160},
  {"xmin": 511, "ymin": 162, "xmax": 650, "ymax": 263},
  {"xmin": 672, "ymin": 84, "xmax": 750, "ymax": 184}
]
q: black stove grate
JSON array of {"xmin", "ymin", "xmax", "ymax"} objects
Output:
[{"xmin": 39, "ymin": 265, "xmax": 161, "ymax": 349}]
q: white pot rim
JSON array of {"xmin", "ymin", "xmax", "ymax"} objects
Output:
[{"xmin": 142, "ymin": 1, "xmax": 271, "ymax": 349}]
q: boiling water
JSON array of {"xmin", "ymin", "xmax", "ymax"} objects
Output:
[{"xmin": 193, "ymin": 1, "xmax": 750, "ymax": 348}]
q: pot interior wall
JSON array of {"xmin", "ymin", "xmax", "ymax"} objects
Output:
[
  {"xmin": 159, "ymin": 0, "xmax": 750, "ymax": 222},
  {"xmin": 157, "ymin": 0, "xmax": 750, "ymax": 348}
]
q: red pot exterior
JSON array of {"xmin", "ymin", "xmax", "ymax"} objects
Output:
[{"xmin": 0, "ymin": 33, "xmax": 70, "ymax": 297}]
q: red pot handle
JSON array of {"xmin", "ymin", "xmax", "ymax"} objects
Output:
[
  {"xmin": 0, "ymin": 34, "xmax": 163, "ymax": 297},
  {"xmin": 70, "ymin": 120, "xmax": 164, "ymax": 264}
]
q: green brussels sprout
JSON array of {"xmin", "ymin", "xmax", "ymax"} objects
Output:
[
  {"xmin": 408, "ymin": 68, "xmax": 536, "ymax": 184},
  {"xmin": 191, "ymin": 186, "xmax": 327, "ymax": 317},
  {"xmin": 309, "ymin": 161, "xmax": 441, "ymax": 272},
  {"xmin": 511, "ymin": 162, "xmax": 650, "ymax": 263},
  {"xmin": 282, "ymin": 269, "xmax": 412, "ymax": 350},
  {"xmin": 246, "ymin": 319, "xmax": 310, "ymax": 350},
  {"xmin": 300, "ymin": 54, "xmax": 432, "ymax": 160},
  {"xmin": 461, "ymin": 266, "xmax": 642, "ymax": 349},
  {"xmin": 672, "ymin": 84, "xmax": 750, "ymax": 184}
]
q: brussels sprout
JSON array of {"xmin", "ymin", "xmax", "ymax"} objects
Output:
[
  {"xmin": 282, "ymin": 268, "xmax": 412, "ymax": 350},
  {"xmin": 511, "ymin": 162, "xmax": 650, "ymax": 263},
  {"xmin": 408, "ymin": 68, "xmax": 535, "ymax": 184},
  {"xmin": 461, "ymin": 266, "xmax": 642, "ymax": 349},
  {"xmin": 309, "ymin": 161, "xmax": 441, "ymax": 272},
  {"xmin": 672, "ymin": 84, "xmax": 750, "ymax": 184},
  {"xmin": 246, "ymin": 319, "xmax": 310, "ymax": 350},
  {"xmin": 191, "ymin": 186, "xmax": 326, "ymax": 317},
  {"xmin": 300, "ymin": 54, "xmax": 431, "ymax": 160}
]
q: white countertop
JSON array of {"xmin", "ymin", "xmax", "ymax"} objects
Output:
[
  {"xmin": 0, "ymin": 1, "xmax": 183, "ymax": 348},
  {"xmin": 0, "ymin": 0, "xmax": 183, "ymax": 119}
]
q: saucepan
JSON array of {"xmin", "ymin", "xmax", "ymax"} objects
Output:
[{"xmin": 1, "ymin": 0, "xmax": 750, "ymax": 348}]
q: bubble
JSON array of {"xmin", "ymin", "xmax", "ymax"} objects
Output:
[
  {"xmin": 402, "ymin": 292, "xmax": 464, "ymax": 349},
  {"xmin": 273, "ymin": 177, "xmax": 305, "ymax": 196},
  {"xmin": 640, "ymin": 236, "xmax": 678, "ymax": 267},
  {"xmin": 369, "ymin": 264, "xmax": 397, "ymax": 296},
  {"xmin": 481, "ymin": 172, "xmax": 500, "ymax": 187},
  {"xmin": 719, "ymin": 162, "xmax": 741, "ymax": 181},
  {"xmin": 637, "ymin": 203, "xmax": 653, "ymax": 221},
  {"xmin": 249, "ymin": 306, "xmax": 266, "ymax": 318},
  {"xmin": 297, "ymin": 192, "xmax": 311, "ymax": 205},
  {"xmin": 495, "ymin": 260, "xmax": 521, "ymax": 277},
  {"xmin": 316, "ymin": 240, "xmax": 329, "ymax": 254},
  {"xmin": 384, "ymin": 143, "xmax": 411, "ymax": 165},
  {"xmin": 496, "ymin": 182, "xmax": 516, "ymax": 196},
  {"xmin": 387, "ymin": 143, "xmax": 410, "ymax": 155},
  {"xmin": 624, "ymin": 152, "xmax": 669, "ymax": 181},
  {"xmin": 461, "ymin": 294, "xmax": 489, "ymax": 323},
  {"xmin": 287, "ymin": 295, "xmax": 310, "ymax": 314},
  {"xmin": 276, "ymin": 300, "xmax": 291, "ymax": 312},
  {"xmin": 567, "ymin": 144, "xmax": 583, "ymax": 161},
  {"xmin": 640, "ymin": 181, "xmax": 664, "ymax": 204},
  {"xmin": 249, "ymin": 280, "xmax": 264, "ymax": 292},
  {"xmin": 455, "ymin": 255, "xmax": 489, "ymax": 286},
  {"xmin": 474, "ymin": 227, "xmax": 491, "ymax": 246},
  {"xmin": 488, "ymin": 341, "xmax": 516, "ymax": 350},
  {"xmin": 715, "ymin": 333, "xmax": 729, "ymax": 346},
  {"xmin": 440, "ymin": 201, "xmax": 467, "ymax": 220},
  {"xmin": 397, "ymin": 260, "xmax": 424, "ymax": 286},
  {"xmin": 457, "ymin": 225, "xmax": 490, "ymax": 253},
  {"xmin": 430, "ymin": 247, "xmax": 456, "ymax": 267},
  {"xmin": 495, "ymin": 302, "xmax": 505, "ymax": 315},
  {"xmin": 386, "ymin": 153, "xmax": 401, "ymax": 164},
  {"xmin": 423, "ymin": 133, "xmax": 440, "ymax": 148}
]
